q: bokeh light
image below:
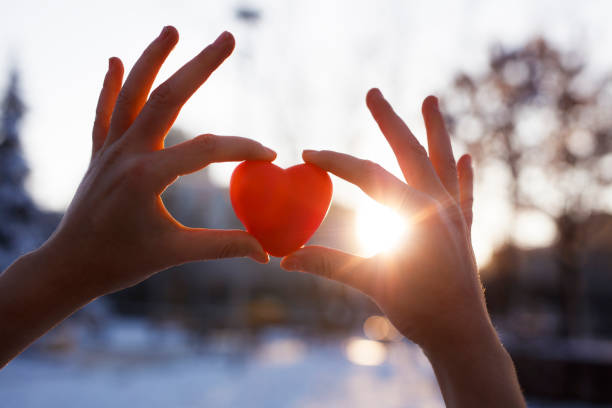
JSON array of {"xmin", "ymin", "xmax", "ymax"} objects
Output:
[
  {"xmin": 363, "ymin": 315, "xmax": 403, "ymax": 342},
  {"xmin": 345, "ymin": 337, "xmax": 387, "ymax": 366}
]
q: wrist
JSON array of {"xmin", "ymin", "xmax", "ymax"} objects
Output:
[
  {"xmin": 420, "ymin": 315, "xmax": 525, "ymax": 408},
  {"xmin": 420, "ymin": 309, "xmax": 499, "ymax": 361},
  {"xmin": 0, "ymin": 245, "xmax": 96, "ymax": 367},
  {"xmin": 33, "ymin": 236, "xmax": 102, "ymax": 305}
]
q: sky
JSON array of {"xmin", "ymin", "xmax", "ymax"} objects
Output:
[{"xmin": 2, "ymin": 0, "xmax": 612, "ymax": 263}]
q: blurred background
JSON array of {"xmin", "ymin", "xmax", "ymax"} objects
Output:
[{"xmin": 1, "ymin": 0, "xmax": 611, "ymax": 407}]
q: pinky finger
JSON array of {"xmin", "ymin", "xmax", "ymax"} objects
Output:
[
  {"xmin": 92, "ymin": 57, "xmax": 123, "ymax": 156},
  {"xmin": 457, "ymin": 154, "xmax": 474, "ymax": 234}
]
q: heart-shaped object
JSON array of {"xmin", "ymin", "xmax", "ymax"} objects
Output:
[{"xmin": 230, "ymin": 161, "xmax": 333, "ymax": 257}]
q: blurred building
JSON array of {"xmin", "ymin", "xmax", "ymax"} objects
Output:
[{"xmin": 483, "ymin": 213, "xmax": 612, "ymax": 403}]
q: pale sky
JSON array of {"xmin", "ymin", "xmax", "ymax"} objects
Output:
[{"xmin": 2, "ymin": 0, "xmax": 612, "ymax": 263}]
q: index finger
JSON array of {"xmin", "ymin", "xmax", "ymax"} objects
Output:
[
  {"xmin": 155, "ymin": 134, "xmax": 276, "ymax": 185},
  {"xmin": 128, "ymin": 31, "xmax": 236, "ymax": 150},
  {"xmin": 302, "ymin": 149, "xmax": 433, "ymax": 216},
  {"xmin": 366, "ymin": 89, "xmax": 449, "ymax": 201}
]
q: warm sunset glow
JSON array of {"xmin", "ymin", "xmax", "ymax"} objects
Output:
[
  {"xmin": 355, "ymin": 198, "xmax": 408, "ymax": 257},
  {"xmin": 345, "ymin": 338, "xmax": 387, "ymax": 366}
]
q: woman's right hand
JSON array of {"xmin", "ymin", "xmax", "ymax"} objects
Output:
[{"xmin": 281, "ymin": 89, "xmax": 525, "ymax": 407}]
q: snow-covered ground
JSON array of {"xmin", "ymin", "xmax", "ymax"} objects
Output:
[{"xmin": 0, "ymin": 318, "xmax": 600, "ymax": 407}]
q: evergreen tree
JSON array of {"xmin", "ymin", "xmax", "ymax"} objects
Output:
[{"xmin": 0, "ymin": 69, "xmax": 40, "ymax": 264}]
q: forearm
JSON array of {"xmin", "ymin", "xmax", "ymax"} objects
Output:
[
  {"xmin": 423, "ymin": 319, "xmax": 525, "ymax": 408},
  {"xmin": 0, "ymin": 245, "xmax": 94, "ymax": 368}
]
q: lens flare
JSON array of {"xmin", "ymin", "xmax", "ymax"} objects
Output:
[{"xmin": 355, "ymin": 198, "xmax": 408, "ymax": 257}]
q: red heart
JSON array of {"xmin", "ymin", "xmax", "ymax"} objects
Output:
[{"xmin": 229, "ymin": 161, "xmax": 333, "ymax": 257}]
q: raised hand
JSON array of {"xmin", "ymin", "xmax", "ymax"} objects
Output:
[
  {"xmin": 48, "ymin": 27, "xmax": 275, "ymax": 297},
  {"xmin": 281, "ymin": 89, "xmax": 525, "ymax": 407},
  {"xmin": 0, "ymin": 27, "xmax": 274, "ymax": 366}
]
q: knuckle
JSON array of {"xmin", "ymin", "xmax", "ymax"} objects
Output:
[
  {"xmin": 217, "ymin": 240, "xmax": 244, "ymax": 259},
  {"xmin": 462, "ymin": 196, "xmax": 474, "ymax": 207},
  {"xmin": 316, "ymin": 255, "xmax": 334, "ymax": 280},
  {"xmin": 406, "ymin": 141, "xmax": 428, "ymax": 158},
  {"xmin": 100, "ymin": 143, "xmax": 124, "ymax": 166},
  {"xmin": 123, "ymin": 157, "xmax": 154, "ymax": 188},
  {"xmin": 114, "ymin": 89, "xmax": 132, "ymax": 108},
  {"xmin": 361, "ymin": 160, "xmax": 383, "ymax": 182},
  {"xmin": 148, "ymin": 82, "xmax": 175, "ymax": 108},
  {"xmin": 194, "ymin": 133, "xmax": 217, "ymax": 155},
  {"xmin": 461, "ymin": 202, "xmax": 474, "ymax": 220},
  {"xmin": 444, "ymin": 157, "xmax": 458, "ymax": 173}
]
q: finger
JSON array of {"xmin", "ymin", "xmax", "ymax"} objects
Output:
[
  {"xmin": 128, "ymin": 31, "xmax": 235, "ymax": 150},
  {"xmin": 171, "ymin": 228, "xmax": 269, "ymax": 264},
  {"xmin": 92, "ymin": 57, "xmax": 124, "ymax": 156},
  {"xmin": 365, "ymin": 88, "xmax": 448, "ymax": 200},
  {"xmin": 281, "ymin": 246, "xmax": 373, "ymax": 295},
  {"xmin": 154, "ymin": 134, "xmax": 275, "ymax": 186},
  {"xmin": 106, "ymin": 26, "xmax": 179, "ymax": 145},
  {"xmin": 303, "ymin": 149, "xmax": 433, "ymax": 217},
  {"xmin": 422, "ymin": 95, "xmax": 460, "ymax": 202},
  {"xmin": 457, "ymin": 154, "xmax": 474, "ymax": 234}
]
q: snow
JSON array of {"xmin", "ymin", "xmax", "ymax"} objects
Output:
[
  {"xmin": 0, "ymin": 318, "xmax": 600, "ymax": 407},
  {"xmin": 0, "ymin": 318, "xmax": 445, "ymax": 408}
]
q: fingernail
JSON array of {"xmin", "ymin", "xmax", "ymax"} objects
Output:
[
  {"xmin": 302, "ymin": 150, "xmax": 318, "ymax": 162},
  {"xmin": 160, "ymin": 26, "xmax": 171, "ymax": 39},
  {"xmin": 108, "ymin": 58, "xmax": 112, "ymax": 70},
  {"xmin": 369, "ymin": 88, "xmax": 383, "ymax": 98},
  {"xmin": 264, "ymin": 146, "xmax": 276, "ymax": 156},
  {"xmin": 466, "ymin": 155, "xmax": 472, "ymax": 168},
  {"xmin": 214, "ymin": 31, "xmax": 232, "ymax": 46},
  {"xmin": 431, "ymin": 96, "xmax": 439, "ymax": 110}
]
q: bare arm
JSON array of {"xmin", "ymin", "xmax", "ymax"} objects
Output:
[
  {"xmin": 0, "ymin": 27, "xmax": 275, "ymax": 368},
  {"xmin": 281, "ymin": 89, "xmax": 525, "ymax": 407}
]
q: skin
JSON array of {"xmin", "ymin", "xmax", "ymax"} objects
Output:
[
  {"xmin": 0, "ymin": 27, "xmax": 276, "ymax": 367},
  {"xmin": 281, "ymin": 89, "xmax": 526, "ymax": 407},
  {"xmin": 0, "ymin": 26, "xmax": 525, "ymax": 407}
]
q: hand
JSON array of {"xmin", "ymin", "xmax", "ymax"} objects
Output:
[
  {"xmin": 282, "ymin": 88, "xmax": 480, "ymax": 350},
  {"xmin": 43, "ymin": 27, "xmax": 276, "ymax": 297},
  {"xmin": 40, "ymin": 27, "xmax": 276, "ymax": 299},
  {"xmin": 281, "ymin": 89, "xmax": 525, "ymax": 407},
  {"xmin": 0, "ymin": 27, "xmax": 275, "ymax": 366}
]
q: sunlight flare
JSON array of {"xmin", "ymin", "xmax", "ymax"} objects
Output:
[{"xmin": 355, "ymin": 198, "xmax": 408, "ymax": 257}]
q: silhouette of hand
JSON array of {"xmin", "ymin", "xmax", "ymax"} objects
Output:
[
  {"xmin": 43, "ymin": 27, "xmax": 274, "ymax": 298},
  {"xmin": 281, "ymin": 89, "xmax": 484, "ymax": 353},
  {"xmin": 280, "ymin": 91, "xmax": 528, "ymax": 408}
]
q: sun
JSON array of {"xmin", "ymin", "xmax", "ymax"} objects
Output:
[{"xmin": 355, "ymin": 197, "xmax": 408, "ymax": 257}]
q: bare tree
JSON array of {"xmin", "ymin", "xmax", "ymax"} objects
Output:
[{"xmin": 443, "ymin": 38, "xmax": 612, "ymax": 337}]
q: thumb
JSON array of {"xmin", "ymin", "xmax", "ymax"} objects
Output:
[
  {"xmin": 172, "ymin": 228, "xmax": 269, "ymax": 264},
  {"xmin": 281, "ymin": 246, "xmax": 372, "ymax": 294}
]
